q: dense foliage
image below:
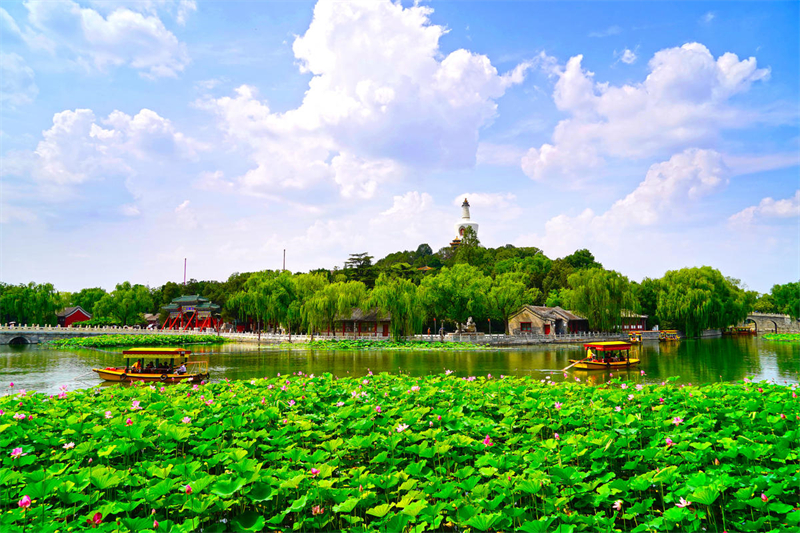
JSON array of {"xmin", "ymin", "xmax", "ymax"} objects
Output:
[
  {"xmin": 754, "ymin": 282, "xmax": 800, "ymax": 319},
  {"xmin": 1, "ymin": 375, "xmax": 797, "ymax": 532},
  {"xmin": 47, "ymin": 334, "xmax": 226, "ymax": 348},
  {"xmin": 657, "ymin": 268, "xmax": 754, "ymax": 338},
  {"xmin": 1, "ymin": 239, "xmax": 773, "ymax": 336},
  {"xmin": 279, "ymin": 340, "xmax": 487, "ymax": 351}
]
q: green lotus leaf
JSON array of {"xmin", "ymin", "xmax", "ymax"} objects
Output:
[{"xmin": 366, "ymin": 503, "xmax": 395, "ymax": 518}]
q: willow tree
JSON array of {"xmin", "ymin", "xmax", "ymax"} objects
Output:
[
  {"xmin": 304, "ymin": 281, "xmax": 368, "ymax": 337},
  {"xmin": 563, "ymin": 268, "xmax": 637, "ymax": 332},
  {"xmin": 226, "ymin": 271, "xmax": 292, "ymax": 339},
  {"xmin": 489, "ymin": 272, "xmax": 539, "ymax": 335},
  {"xmin": 369, "ymin": 274, "xmax": 425, "ymax": 339},
  {"xmin": 419, "ymin": 263, "xmax": 490, "ymax": 327},
  {"xmin": 0, "ymin": 282, "xmax": 65, "ymax": 326},
  {"xmin": 657, "ymin": 267, "xmax": 752, "ymax": 337},
  {"xmin": 94, "ymin": 282, "xmax": 153, "ymax": 326}
]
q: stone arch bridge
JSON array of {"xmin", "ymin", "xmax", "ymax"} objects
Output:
[
  {"xmin": 743, "ymin": 313, "xmax": 800, "ymax": 334},
  {"xmin": 0, "ymin": 326, "xmax": 220, "ymax": 345}
]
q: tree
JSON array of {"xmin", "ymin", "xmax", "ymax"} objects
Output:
[
  {"xmin": 657, "ymin": 267, "xmax": 753, "ymax": 337},
  {"xmin": 419, "ymin": 263, "xmax": 490, "ymax": 327},
  {"xmin": 304, "ymin": 281, "xmax": 368, "ymax": 337},
  {"xmin": 489, "ymin": 273, "xmax": 532, "ymax": 334},
  {"xmin": 770, "ymin": 282, "xmax": 800, "ymax": 319},
  {"xmin": 563, "ymin": 249, "xmax": 603, "ymax": 270},
  {"xmin": 753, "ymin": 293, "xmax": 778, "ymax": 314},
  {"xmin": 563, "ymin": 268, "xmax": 637, "ymax": 332},
  {"xmin": 453, "ymin": 226, "xmax": 485, "ymax": 267},
  {"xmin": 369, "ymin": 274, "xmax": 425, "ymax": 339},
  {"xmin": 633, "ymin": 278, "xmax": 661, "ymax": 329},
  {"xmin": 93, "ymin": 282, "xmax": 153, "ymax": 326},
  {"xmin": 344, "ymin": 253, "xmax": 376, "ymax": 287},
  {"xmin": 70, "ymin": 287, "xmax": 107, "ymax": 314},
  {"xmin": 0, "ymin": 282, "xmax": 64, "ymax": 326}
]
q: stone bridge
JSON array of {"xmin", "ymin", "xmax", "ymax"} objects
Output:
[
  {"xmin": 743, "ymin": 312, "xmax": 800, "ymax": 334},
  {"xmin": 0, "ymin": 326, "xmax": 222, "ymax": 345}
]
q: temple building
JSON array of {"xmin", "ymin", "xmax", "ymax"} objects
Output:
[
  {"xmin": 450, "ymin": 198, "xmax": 479, "ymax": 247},
  {"xmin": 161, "ymin": 295, "xmax": 220, "ymax": 331}
]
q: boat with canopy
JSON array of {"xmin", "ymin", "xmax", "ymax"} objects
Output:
[
  {"xmin": 568, "ymin": 341, "xmax": 640, "ymax": 370},
  {"xmin": 92, "ymin": 347, "xmax": 210, "ymax": 383}
]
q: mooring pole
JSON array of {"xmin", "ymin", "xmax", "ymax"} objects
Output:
[
  {"xmin": 283, "ymin": 249, "xmax": 286, "ymax": 271},
  {"xmin": 183, "ymin": 258, "xmax": 187, "ymax": 286}
]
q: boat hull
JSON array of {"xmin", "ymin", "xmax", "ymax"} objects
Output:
[
  {"xmin": 568, "ymin": 358, "xmax": 640, "ymax": 370},
  {"xmin": 92, "ymin": 368, "xmax": 209, "ymax": 383}
]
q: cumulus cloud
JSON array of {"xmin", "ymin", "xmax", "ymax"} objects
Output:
[
  {"xmin": 17, "ymin": 0, "xmax": 189, "ymax": 78},
  {"xmin": 522, "ymin": 43, "xmax": 770, "ymax": 181},
  {"xmin": 199, "ymin": 0, "xmax": 530, "ymax": 198},
  {"xmin": 2, "ymin": 107, "xmax": 200, "ymax": 201},
  {"xmin": 729, "ymin": 190, "xmax": 800, "ymax": 226},
  {"xmin": 0, "ymin": 53, "xmax": 38, "ymax": 108},
  {"xmin": 589, "ymin": 25, "xmax": 622, "ymax": 38},
  {"xmin": 525, "ymin": 149, "xmax": 730, "ymax": 256},
  {"xmin": 620, "ymin": 48, "xmax": 637, "ymax": 64}
]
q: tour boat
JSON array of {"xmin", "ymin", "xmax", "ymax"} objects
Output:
[
  {"xmin": 569, "ymin": 341, "xmax": 640, "ymax": 370},
  {"xmin": 92, "ymin": 347, "xmax": 210, "ymax": 383},
  {"xmin": 660, "ymin": 330, "xmax": 680, "ymax": 341}
]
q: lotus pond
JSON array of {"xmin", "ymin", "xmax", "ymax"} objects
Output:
[
  {"xmin": 1, "ymin": 373, "xmax": 798, "ymax": 533},
  {"xmin": 763, "ymin": 333, "xmax": 800, "ymax": 343},
  {"xmin": 48, "ymin": 335, "xmax": 228, "ymax": 349}
]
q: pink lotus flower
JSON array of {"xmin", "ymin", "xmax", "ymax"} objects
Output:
[
  {"xmin": 58, "ymin": 392, "xmax": 67, "ymax": 399},
  {"xmin": 665, "ymin": 437, "xmax": 674, "ymax": 447},
  {"xmin": 675, "ymin": 497, "xmax": 691, "ymax": 508},
  {"xmin": 614, "ymin": 406, "xmax": 621, "ymax": 412},
  {"xmin": 621, "ymin": 383, "xmax": 628, "ymax": 390},
  {"xmin": 288, "ymin": 400, "xmax": 295, "ymax": 407},
  {"xmin": 554, "ymin": 433, "xmax": 560, "ymax": 441},
  {"xmin": 375, "ymin": 406, "xmax": 381, "ymax": 414},
  {"xmin": 659, "ymin": 398, "xmax": 665, "ymax": 404},
  {"xmin": 154, "ymin": 519, "xmax": 159, "ymax": 528},
  {"xmin": 445, "ymin": 370, "xmax": 453, "ymax": 375},
  {"xmin": 336, "ymin": 401, "xmax": 344, "ymax": 407},
  {"xmin": 185, "ymin": 484, "xmax": 193, "ymax": 494},
  {"xmin": 18, "ymin": 495, "xmax": 31, "ymax": 509},
  {"xmin": 613, "ymin": 500, "xmax": 622, "ymax": 511},
  {"xmin": 27, "ymin": 415, "xmax": 33, "ymax": 421},
  {"xmin": 482, "ymin": 435, "xmax": 493, "ymax": 447},
  {"xmin": 760, "ymin": 493, "xmax": 768, "ymax": 503},
  {"xmin": 182, "ymin": 417, "xmax": 191, "ymax": 424},
  {"xmin": 640, "ymin": 370, "xmax": 645, "ymax": 376},
  {"xmin": 104, "ymin": 411, "xmax": 113, "ymax": 419},
  {"xmin": 310, "ymin": 467, "xmax": 320, "ymax": 477},
  {"xmin": 63, "ymin": 442, "xmax": 75, "ymax": 450},
  {"xmin": 554, "ymin": 402, "xmax": 563, "ymax": 410},
  {"xmin": 13, "ymin": 413, "xmax": 25, "ymax": 420},
  {"xmin": 125, "ymin": 418, "xmax": 133, "ymax": 426},
  {"xmin": 673, "ymin": 416, "xmax": 683, "ymax": 426},
  {"xmin": 131, "ymin": 400, "xmax": 141, "ymax": 410},
  {"xmin": 396, "ymin": 423, "xmax": 409, "ymax": 432},
  {"xmin": 437, "ymin": 415, "xmax": 442, "ymax": 421},
  {"xmin": 410, "ymin": 386, "xmax": 420, "ymax": 392},
  {"xmin": 628, "ymin": 394, "xmax": 634, "ymax": 401},
  {"xmin": 636, "ymin": 384, "xmax": 643, "ymax": 391},
  {"xmin": 11, "ymin": 447, "xmax": 24, "ymax": 459},
  {"xmin": 92, "ymin": 512, "xmax": 102, "ymax": 525},
  {"xmin": 312, "ymin": 504, "xmax": 325, "ymax": 516}
]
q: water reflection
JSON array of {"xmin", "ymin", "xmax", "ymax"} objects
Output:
[{"xmin": 0, "ymin": 336, "xmax": 796, "ymax": 395}]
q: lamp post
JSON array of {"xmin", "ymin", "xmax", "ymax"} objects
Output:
[
  {"xmin": 488, "ymin": 318, "xmax": 491, "ymax": 336},
  {"xmin": 433, "ymin": 317, "xmax": 437, "ymax": 341}
]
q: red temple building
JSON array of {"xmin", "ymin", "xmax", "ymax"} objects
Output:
[
  {"xmin": 56, "ymin": 306, "xmax": 92, "ymax": 327},
  {"xmin": 161, "ymin": 295, "xmax": 220, "ymax": 331}
]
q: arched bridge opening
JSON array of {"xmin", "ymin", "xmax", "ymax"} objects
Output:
[{"xmin": 8, "ymin": 336, "xmax": 30, "ymax": 345}]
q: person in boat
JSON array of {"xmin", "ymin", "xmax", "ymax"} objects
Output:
[
  {"xmin": 131, "ymin": 360, "xmax": 141, "ymax": 373},
  {"xmin": 145, "ymin": 362, "xmax": 155, "ymax": 372},
  {"xmin": 177, "ymin": 363, "xmax": 187, "ymax": 375}
]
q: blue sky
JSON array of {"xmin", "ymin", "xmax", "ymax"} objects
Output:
[{"xmin": 1, "ymin": 0, "xmax": 797, "ymax": 293}]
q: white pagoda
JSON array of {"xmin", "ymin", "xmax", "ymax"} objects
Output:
[{"xmin": 451, "ymin": 198, "xmax": 479, "ymax": 247}]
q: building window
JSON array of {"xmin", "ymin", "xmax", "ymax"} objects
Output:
[{"xmin": 520, "ymin": 322, "xmax": 532, "ymax": 332}]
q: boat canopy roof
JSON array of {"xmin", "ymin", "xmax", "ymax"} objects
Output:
[
  {"xmin": 584, "ymin": 341, "xmax": 632, "ymax": 352},
  {"xmin": 122, "ymin": 347, "xmax": 192, "ymax": 356}
]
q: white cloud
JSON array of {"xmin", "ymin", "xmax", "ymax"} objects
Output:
[
  {"xmin": 701, "ymin": 12, "xmax": 715, "ymax": 24},
  {"xmin": 589, "ymin": 25, "xmax": 622, "ymax": 38},
  {"xmin": 0, "ymin": 53, "xmax": 38, "ymax": 108},
  {"xmin": 522, "ymin": 43, "xmax": 770, "ymax": 181},
  {"xmin": 476, "ymin": 142, "xmax": 527, "ymax": 166},
  {"xmin": 2, "ymin": 107, "xmax": 200, "ymax": 201},
  {"xmin": 524, "ymin": 149, "xmax": 730, "ymax": 256},
  {"xmin": 729, "ymin": 190, "xmax": 800, "ymax": 226},
  {"xmin": 19, "ymin": 0, "xmax": 189, "ymax": 78},
  {"xmin": 120, "ymin": 203, "xmax": 141, "ymax": 217},
  {"xmin": 620, "ymin": 48, "xmax": 637, "ymax": 64},
  {"xmin": 199, "ymin": 0, "xmax": 530, "ymax": 198}
]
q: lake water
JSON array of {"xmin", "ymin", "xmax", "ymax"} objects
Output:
[{"xmin": 0, "ymin": 336, "xmax": 797, "ymax": 394}]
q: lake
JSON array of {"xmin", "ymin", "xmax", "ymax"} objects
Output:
[{"xmin": 0, "ymin": 336, "xmax": 797, "ymax": 394}]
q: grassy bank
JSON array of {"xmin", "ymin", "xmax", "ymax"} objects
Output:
[
  {"xmin": 763, "ymin": 333, "xmax": 800, "ymax": 343},
  {"xmin": 1, "ymin": 375, "xmax": 797, "ymax": 532},
  {"xmin": 279, "ymin": 339, "xmax": 489, "ymax": 350},
  {"xmin": 46, "ymin": 334, "xmax": 228, "ymax": 349}
]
